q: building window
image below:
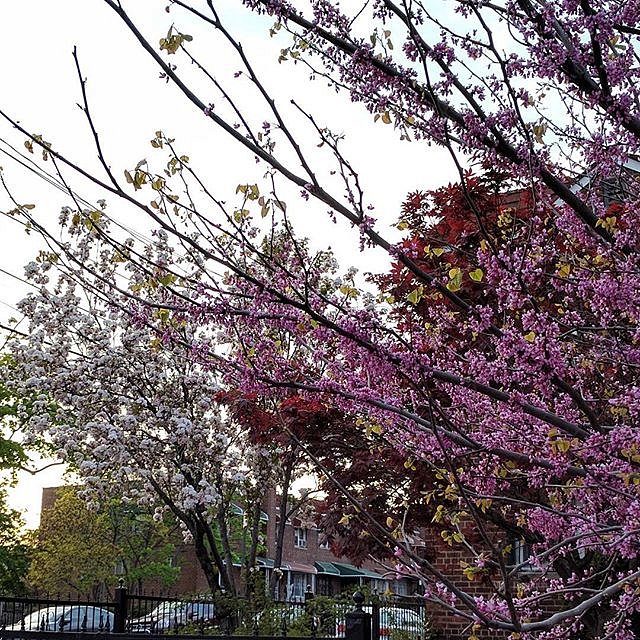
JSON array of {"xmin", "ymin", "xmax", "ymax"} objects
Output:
[
  {"xmin": 318, "ymin": 536, "xmax": 329, "ymax": 550},
  {"xmin": 390, "ymin": 580, "xmax": 408, "ymax": 595},
  {"xmin": 601, "ymin": 175, "xmax": 630, "ymax": 208},
  {"xmin": 289, "ymin": 572, "xmax": 307, "ymax": 602},
  {"xmin": 316, "ymin": 576, "xmax": 332, "ymax": 596},
  {"xmin": 294, "ymin": 527, "xmax": 307, "ymax": 548},
  {"xmin": 369, "ymin": 578, "xmax": 389, "ymax": 594},
  {"xmin": 511, "ymin": 539, "xmax": 535, "ymax": 572}
]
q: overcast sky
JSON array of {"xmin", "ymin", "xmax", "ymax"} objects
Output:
[{"xmin": 1, "ymin": 0, "xmax": 455, "ymax": 528}]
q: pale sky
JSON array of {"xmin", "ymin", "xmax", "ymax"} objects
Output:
[{"xmin": 1, "ymin": 0, "xmax": 454, "ymax": 528}]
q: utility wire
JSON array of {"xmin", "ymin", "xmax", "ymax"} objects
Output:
[
  {"xmin": 0, "ymin": 138, "xmax": 158, "ymax": 248},
  {"xmin": 0, "ymin": 264, "xmax": 38, "ymax": 290}
]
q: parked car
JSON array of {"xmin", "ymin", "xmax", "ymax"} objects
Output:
[
  {"xmin": 128, "ymin": 601, "xmax": 216, "ymax": 632},
  {"xmin": 186, "ymin": 602, "xmax": 216, "ymax": 624},
  {"xmin": 336, "ymin": 607, "xmax": 426, "ymax": 640},
  {"xmin": 9, "ymin": 606, "xmax": 114, "ymax": 632},
  {"xmin": 254, "ymin": 603, "xmax": 345, "ymax": 637},
  {"xmin": 254, "ymin": 604, "xmax": 311, "ymax": 633}
]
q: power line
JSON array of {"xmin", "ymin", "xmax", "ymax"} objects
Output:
[
  {"xmin": 0, "ymin": 264, "xmax": 38, "ymax": 290},
  {"xmin": 0, "ymin": 137, "xmax": 158, "ymax": 248},
  {"xmin": 0, "ymin": 299, "xmax": 21, "ymax": 313},
  {"xmin": 0, "ymin": 322, "xmax": 26, "ymax": 338}
]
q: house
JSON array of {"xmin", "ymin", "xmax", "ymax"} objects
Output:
[
  {"xmin": 39, "ymin": 487, "xmax": 419, "ymax": 600},
  {"xmin": 259, "ymin": 489, "xmax": 419, "ymax": 601}
]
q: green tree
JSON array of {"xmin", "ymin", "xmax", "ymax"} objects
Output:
[
  {"xmin": 0, "ymin": 355, "xmax": 39, "ymax": 476},
  {"xmin": 28, "ymin": 487, "xmax": 117, "ymax": 598},
  {"xmin": 0, "ymin": 355, "xmax": 52, "ymax": 595},
  {"xmin": 0, "ymin": 487, "xmax": 31, "ymax": 595},
  {"xmin": 104, "ymin": 500, "xmax": 181, "ymax": 595},
  {"xmin": 28, "ymin": 488, "xmax": 182, "ymax": 598}
]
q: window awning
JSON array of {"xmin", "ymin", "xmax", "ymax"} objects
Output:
[
  {"xmin": 353, "ymin": 566, "xmax": 387, "ymax": 580},
  {"xmin": 230, "ymin": 504, "xmax": 269, "ymax": 520},
  {"xmin": 256, "ymin": 558, "xmax": 317, "ymax": 574},
  {"xmin": 286, "ymin": 561, "xmax": 317, "ymax": 574},
  {"xmin": 314, "ymin": 561, "xmax": 341, "ymax": 576},
  {"xmin": 329, "ymin": 562, "xmax": 387, "ymax": 580},
  {"xmin": 257, "ymin": 557, "xmax": 274, "ymax": 569}
]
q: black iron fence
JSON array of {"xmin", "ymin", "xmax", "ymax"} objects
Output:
[
  {"xmin": 0, "ymin": 589, "xmax": 217, "ymax": 635},
  {"xmin": 0, "ymin": 596, "xmax": 115, "ymax": 632},
  {"xmin": 0, "ymin": 589, "xmax": 431, "ymax": 640},
  {"xmin": 124, "ymin": 592, "xmax": 217, "ymax": 634}
]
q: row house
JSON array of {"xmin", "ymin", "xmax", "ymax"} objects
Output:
[
  {"xmin": 259, "ymin": 489, "xmax": 419, "ymax": 601},
  {"xmin": 39, "ymin": 486, "xmax": 420, "ymax": 600}
]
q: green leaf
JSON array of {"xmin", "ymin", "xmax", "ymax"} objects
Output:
[
  {"xmin": 133, "ymin": 170, "xmax": 147, "ymax": 190},
  {"xmin": 532, "ymin": 122, "xmax": 547, "ymax": 144},
  {"xmin": 233, "ymin": 209, "xmax": 250, "ymax": 222},
  {"xmin": 407, "ymin": 288, "xmax": 422, "ymax": 305},
  {"xmin": 447, "ymin": 268, "xmax": 462, "ymax": 292},
  {"xmin": 247, "ymin": 184, "xmax": 260, "ymax": 200}
]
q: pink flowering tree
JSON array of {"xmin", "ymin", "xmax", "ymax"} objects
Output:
[{"xmin": 1, "ymin": 0, "xmax": 640, "ymax": 637}]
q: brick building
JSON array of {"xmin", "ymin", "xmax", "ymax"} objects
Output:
[
  {"xmin": 259, "ymin": 489, "xmax": 420, "ymax": 601},
  {"xmin": 38, "ymin": 488, "xmax": 536, "ymax": 637},
  {"xmin": 39, "ymin": 487, "xmax": 419, "ymax": 600}
]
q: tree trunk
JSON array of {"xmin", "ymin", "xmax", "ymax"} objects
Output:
[
  {"xmin": 190, "ymin": 521, "xmax": 221, "ymax": 593},
  {"xmin": 269, "ymin": 453, "xmax": 295, "ymax": 600},
  {"xmin": 216, "ymin": 506, "xmax": 237, "ymax": 594}
]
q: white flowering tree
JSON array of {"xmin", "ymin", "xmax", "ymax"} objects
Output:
[{"xmin": 3, "ymin": 216, "xmax": 276, "ymax": 595}]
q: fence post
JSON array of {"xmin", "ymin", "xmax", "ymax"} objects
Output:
[
  {"xmin": 345, "ymin": 592, "xmax": 371, "ymax": 640},
  {"xmin": 113, "ymin": 579, "xmax": 127, "ymax": 633},
  {"xmin": 304, "ymin": 584, "xmax": 314, "ymax": 605},
  {"xmin": 370, "ymin": 601, "xmax": 379, "ymax": 640},
  {"xmin": 305, "ymin": 585, "xmax": 317, "ymax": 638}
]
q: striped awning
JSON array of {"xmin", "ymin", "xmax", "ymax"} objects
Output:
[
  {"xmin": 314, "ymin": 561, "xmax": 341, "ymax": 575},
  {"xmin": 315, "ymin": 561, "xmax": 386, "ymax": 580},
  {"xmin": 287, "ymin": 561, "xmax": 317, "ymax": 574},
  {"xmin": 257, "ymin": 559, "xmax": 316, "ymax": 574}
]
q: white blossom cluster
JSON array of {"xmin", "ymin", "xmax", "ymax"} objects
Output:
[{"xmin": 4, "ymin": 211, "xmax": 283, "ymax": 591}]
